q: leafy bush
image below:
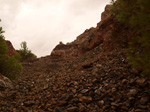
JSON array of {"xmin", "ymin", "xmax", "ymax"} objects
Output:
[
  {"xmin": 111, "ymin": 0, "xmax": 150, "ymax": 76},
  {"xmin": 0, "ymin": 20, "xmax": 22, "ymax": 80},
  {"xmin": 0, "ymin": 54, "xmax": 22, "ymax": 80},
  {"xmin": 13, "ymin": 52, "xmax": 22, "ymax": 61},
  {"xmin": 18, "ymin": 41, "xmax": 37, "ymax": 61},
  {"xmin": 0, "ymin": 33, "xmax": 7, "ymax": 55}
]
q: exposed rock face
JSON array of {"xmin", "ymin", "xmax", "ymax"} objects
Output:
[
  {"xmin": 5, "ymin": 40, "xmax": 16, "ymax": 56},
  {"xmin": 101, "ymin": 5, "xmax": 112, "ymax": 21},
  {"xmin": 51, "ymin": 4, "xmax": 128, "ymax": 57},
  {"xmin": 0, "ymin": 73, "xmax": 14, "ymax": 90}
]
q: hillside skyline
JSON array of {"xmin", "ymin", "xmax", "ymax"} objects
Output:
[{"xmin": 0, "ymin": 0, "xmax": 110, "ymax": 57}]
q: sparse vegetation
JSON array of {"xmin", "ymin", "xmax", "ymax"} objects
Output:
[
  {"xmin": 0, "ymin": 19, "xmax": 22, "ymax": 80},
  {"xmin": 111, "ymin": 0, "xmax": 150, "ymax": 76},
  {"xmin": 18, "ymin": 41, "xmax": 37, "ymax": 61}
]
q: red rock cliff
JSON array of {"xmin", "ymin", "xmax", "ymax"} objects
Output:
[{"xmin": 51, "ymin": 4, "xmax": 129, "ymax": 58}]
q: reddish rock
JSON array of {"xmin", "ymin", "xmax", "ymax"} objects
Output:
[
  {"xmin": 5, "ymin": 40, "xmax": 16, "ymax": 56},
  {"xmin": 50, "ymin": 4, "xmax": 129, "ymax": 57},
  {"xmin": 101, "ymin": 5, "xmax": 112, "ymax": 21},
  {"xmin": 51, "ymin": 42, "xmax": 79, "ymax": 58},
  {"xmin": 0, "ymin": 2, "xmax": 150, "ymax": 112},
  {"xmin": 58, "ymin": 100, "xmax": 68, "ymax": 106}
]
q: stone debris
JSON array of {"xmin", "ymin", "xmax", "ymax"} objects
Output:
[{"xmin": 0, "ymin": 4, "xmax": 150, "ymax": 112}]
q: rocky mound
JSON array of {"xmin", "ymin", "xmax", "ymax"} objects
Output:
[{"xmin": 0, "ymin": 4, "xmax": 150, "ymax": 112}]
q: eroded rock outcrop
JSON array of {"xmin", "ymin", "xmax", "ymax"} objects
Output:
[
  {"xmin": 101, "ymin": 5, "xmax": 112, "ymax": 21},
  {"xmin": 51, "ymin": 42, "xmax": 80, "ymax": 58},
  {"xmin": 51, "ymin": 4, "xmax": 128, "ymax": 57},
  {"xmin": 5, "ymin": 40, "xmax": 16, "ymax": 56}
]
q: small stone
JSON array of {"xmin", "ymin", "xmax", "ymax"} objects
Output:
[
  {"xmin": 44, "ymin": 104, "xmax": 51, "ymax": 109},
  {"xmin": 122, "ymin": 79, "xmax": 126, "ymax": 83},
  {"xmin": 73, "ymin": 81, "xmax": 78, "ymax": 86},
  {"xmin": 111, "ymin": 102, "xmax": 118, "ymax": 107},
  {"xmin": 81, "ymin": 89, "xmax": 89, "ymax": 94},
  {"xmin": 121, "ymin": 106, "xmax": 128, "ymax": 111},
  {"xmin": 54, "ymin": 107, "xmax": 64, "ymax": 112},
  {"xmin": 129, "ymin": 79, "xmax": 136, "ymax": 84},
  {"xmin": 0, "ymin": 93, "xmax": 4, "ymax": 97},
  {"xmin": 51, "ymin": 98, "xmax": 57, "ymax": 104},
  {"xmin": 70, "ymin": 98, "xmax": 79, "ymax": 103},
  {"xmin": 67, "ymin": 106, "xmax": 78, "ymax": 112},
  {"xmin": 24, "ymin": 101, "xmax": 35, "ymax": 106},
  {"xmin": 136, "ymin": 78, "xmax": 146, "ymax": 85},
  {"xmin": 15, "ymin": 85, "xmax": 19, "ymax": 89},
  {"xmin": 91, "ymin": 110, "xmax": 97, "ymax": 112},
  {"xmin": 53, "ymin": 86, "xmax": 57, "ymax": 91},
  {"xmin": 60, "ymin": 94, "xmax": 70, "ymax": 100},
  {"xmin": 99, "ymin": 100, "xmax": 104, "ymax": 106},
  {"xmin": 80, "ymin": 96, "xmax": 92, "ymax": 103},
  {"xmin": 78, "ymin": 103, "xmax": 86, "ymax": 111},
  {"xmin": 13, "ymin": 108, "xmax": 17, "ymax": 112},
  {"xmin": 137, "ymin": 105, "xmax": 147, "ymax": 109},
  {"xmin": 43, "ymin": 84, "xmax": 49, "ymax": 89},
  {"xmin": 72, "ymin": 89, "xmax": 77, "ymax": 93},
  {"xmin": 104, "ymin": 83, "xmax": 108, "ymax": 87},
  {"xmin": 128, "ymin": 89, "xmax": 138, "ymax": 96},
  {"xmin": 28, "ymin": 110, "xmax": 32, "ymax": 112},
  {"xmin": 92, "ymin": 79, "xmax": 98, "ymax": 83},
  {"xmin": 140, "ymin": 97, "xmax": 148, "ymax": 105},
  {"xmin": 96, "ymin": 64, "xmax": 102, "ymax": 68},
  {"xmin": 135, "ymin": 109, "xmax": 143, "ymax": 112},
  {"xmin": 129, "ymin": 96, "xmax": 135, "ymax": 100},
  {"xmin": 147, "ymin": 103, "xmax": 150, "ymax": 110},
  {"xmin": 58, "ymin": 100, "xmax": 67, "ymax": 106},
  {"xmin": 21, "ymin": 102, "xmax": 24, "ymax": 106},
  {"xmin": 94, "ymin": 88, "xmax": 101, "ymax": 95},
  {"xmin": 78, "ymin": 94, "xmax": 83, "ymax": 98},
  {"xmin": 111, "ymin": 87, "xmax": 116, "ymax": 92}
]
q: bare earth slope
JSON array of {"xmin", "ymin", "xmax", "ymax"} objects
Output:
[{"xmin": 0, "ymin": 5, "xmax": 150, "ymax": 112}]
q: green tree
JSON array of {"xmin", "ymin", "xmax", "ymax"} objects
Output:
[
  {"xmin": 0, "ymin": 20, "xmax": 7, "ymax": 55},
  {"xmin": 110, "ymin": 0, "xmax": 115, "ymax": 4},
  {"xmin": 0, "ymin": 19, "xmax": 22, "ymax": 80},
  {"xmin": 111, "ymin": 0, "xmax": 150, "ymax": 76},
  {"xmin": 18, "ymin": 41, "xmax": 37, "ymax": 61}
]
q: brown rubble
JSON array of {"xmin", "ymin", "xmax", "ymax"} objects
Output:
[{"xmin": 0, "ymin": 4, "xmax": 150, "ymax": 112}]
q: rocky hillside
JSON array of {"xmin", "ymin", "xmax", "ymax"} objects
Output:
[{"xmin": 0, "ymin": 4, "xmax": 150, "ymax": 112}]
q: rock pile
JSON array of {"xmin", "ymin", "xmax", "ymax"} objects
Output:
[{"xmin": 0, "ymin": 4, "xmax": 150, "ymax": 112}]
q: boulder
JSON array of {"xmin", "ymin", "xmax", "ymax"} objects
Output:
[{"xmin": 0, "ymin": 73, "xmax": 14, "ymax": 90}]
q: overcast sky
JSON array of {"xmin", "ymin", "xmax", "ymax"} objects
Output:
[{"xmin": 0, "ymin": 0, "xmax": 110, "ymax": 57}]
